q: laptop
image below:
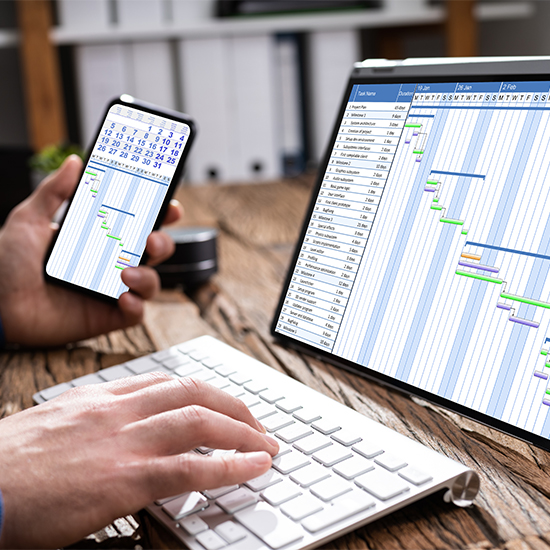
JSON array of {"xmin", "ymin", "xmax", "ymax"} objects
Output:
[
  {"xmin": 35, "ymin": 56, "xmax": 550, "ymax": 549},
  {"xmin": 271, "ymin": 56, "xmax": 550, "ymax": 452}
]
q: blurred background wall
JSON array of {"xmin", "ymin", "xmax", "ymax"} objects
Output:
[{"xmin": 0, "ymin": 0, "xmax": 546, "ymax": 193}]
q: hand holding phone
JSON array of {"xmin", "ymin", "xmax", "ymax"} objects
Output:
[{"xmin": 45, "ymin": 95, "xmax": 195, "ymax": 303}]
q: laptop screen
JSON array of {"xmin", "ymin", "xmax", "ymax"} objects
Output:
[{"xmin": 273, "ymin": 65, "xmax": 550, "ymax": 449}]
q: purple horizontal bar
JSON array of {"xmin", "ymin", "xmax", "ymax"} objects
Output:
[
  {"xmin": 458, "ymin": 261, "xmax": 499, "ymax": 273},
  {"xmin": 97, "ymin": 214, "xmax": 105, "ymax": 218},
  {"xmin": 424, "ymin": 187, "xmax": 435, "ymax": 192},
  {"xmin": 416, "ymin": 158, "xmax": 422, "ymax": 162},
  {"xmin": 496, "ymin": 303, "xmax": 512, "ymax": 311},
  {"xmin": 543, "ymin": 399, "xmax": 550, "ymax": 406},
  {"xmin": 534, "ymin": 372, "xmax": 548, "ymax": 380},
  {"xmin": 413, "ymin": 131, "xmax": 418, "ymax": 136},
  {"xmin": 117, "ymin": 260, "xmax": 131, "ymax": 267},
  {"xmin": 510, "ymin": 316, "xmax": 539, "ymax": 328},
  {"xmin": 405, "ymin": 139, "xmax": 411, "ymax": 144}
]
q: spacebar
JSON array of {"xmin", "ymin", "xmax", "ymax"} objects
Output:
[
  {"xmin": 302, "ymin": 491, "xmax": 375, "ymax": 533},
  {"xmin": 234, "ymin": 502, "xmax": 303, "ymax": 549}
]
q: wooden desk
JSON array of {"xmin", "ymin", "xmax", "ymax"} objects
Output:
[{"xmin": 3, "ymin": 178, "xmax": 550, "ymax": 549}]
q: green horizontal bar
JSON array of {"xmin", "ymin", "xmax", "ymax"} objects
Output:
[
  {"xmin": 120, "ymin": 243, "xmax": 123, "ymax": 246},
  {"xmin": 85, "ymin": 171, "xmax": 97, "ymax": 176},
  {"xmin": 440, "ymin": 218, "xmax": 464, "ymax": 225},
  {"xmin": 541, "ymin": 350, "xmax": 548, "ymax": 356},
  {"xmin": 461, "ymin": 230, "xmax": 468, "ymax": 235},
  {"xmin": 91, "ymin": 189, "xmax": 98, "ymax": 193},
  {"xmin": 413, "ymin": 150, "xmax": 424, "ymax": 155},
  {"xmin": 98, "ymin": 210, "xmax": 107, "ymax": 214},
  {"xmin": 433, "ymin": 199, "xmax": 439, "ymax": 203},
  {"xmin": 455, "ymin": 270, "xmax": 503, "ymax": 284},
  {"xmin": 426, "ymin": 180, "xmax": 438, "ymax": 186},
  {"xmin": 500, "ymin": 292, "xmax": 550, "ymax": 310},
  {"xmin": 431, "ymin": 206, "xmax": 443, "ymax": 210},
  {"xmin": 405, "ymin": 123, "xmax": 422, "ymax": 128},
  {"xmin": 546, "ymin": 389, "xmax": 550, "ymax": 395},
  {"xmin": 101, "ymin": 225, "xmax": 108, "ymax": 230},
  {"xmin": 106, "ymin": 234, "xmax": 121, "ymax": 241},
  {"xmin": 115, "ymin": 265, "xmax": 124, "ymax": 270}
]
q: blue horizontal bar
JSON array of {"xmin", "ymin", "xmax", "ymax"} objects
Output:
[
  {"xmin": 84, "ymin": 164, "xmax": 105, "ymax": 172},
  {"xmin": 545, "ymin": 338, "xmax": 550, "ymax": 345},
  {"xmin": 121, "ymin": 249, "xmax": 140, "ymax": 258},
  {"xmin": 407, "ymin": 114, "xmax": 435, "ymax": 118},
  {"xmin": 465, "ymin": 241, "xmax": 550, "ymax": 261},
  {"xmin": 431, "ymin": 170, "xmax": 485, "ymax": 179},
  {"xmin": 101, "ymin": 205, "xmax": 135, "ymax": 217}
]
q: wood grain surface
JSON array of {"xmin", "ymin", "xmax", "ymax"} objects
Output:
[{"xmin": 2, "ymin": 176, "xmax": 550, "ymax": 549}]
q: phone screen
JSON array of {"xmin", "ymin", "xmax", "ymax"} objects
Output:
[{"xmin": 45, "ymin": 100, "xmax": 193, "ymax": 300}]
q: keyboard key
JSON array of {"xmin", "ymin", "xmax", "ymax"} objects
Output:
[
  {"xmin": 272, "ymin": 450, "xmax": 310, "ymax": 474},
  {"xmin": 215, "ymin": 521, "xmax": 247, "ymax": 544},
  {"xmin": 155, "ymin": 494, "xmax": 183, "ymax": 506},
  {"xmin": 331, "ymin": 429, "xmax": 362, "ymax": 447},
  {"xmin": 163, "ymin": 355, "xmax": 192, "ymax": 370},
  {"xmin": 220, "ymin": 385, "xmax": 245, "ymax": 398},
  {"xmin": 313, "ymin": 444, "xmax": 353, "ymax": 467},
  {"xmin": 152, "ymin": 348, "xmax": 181, "ymax": 363},
  {"xmin": 333, "ymin": 456, "xmax": 374, "ymax": 480},
  {"xmin": 352, "ymin": 441, "xmax": 384, "ymax": 459},
  {"xmin": 249, "ymin": 403, "xmax": 277, "ymax": 420},
  {"xmin": 189, "ymin": 369, "xmax": 216, "ymax": 382},
  {"xmin": 189, "ymin": 351, "xmax": 210, "ymax": 362},
  {"xmin": 290, "ymin": 463, "xmax": 331, "ymax": 487},
  {"xmin": 40, "ymin": 382, "xmax": 72, "ymax": 400},
  {"xmin": 203, "ymin": 485, "xmax": 239, "ymax": 499},
  {"xmin": 196, "ymin": 446, "xmax": 213, "ymax": 454},
  {"xmin": 195, "ymin": 529, "xmax": 226, "ymax": 550},
  {"xmin": 216, "ymin": 488, "xmax": 257, "ymax": 514},
  {"xmin": 162, "ymin": 492, "xmax": 209, "ymax": 520},
  {"xmin": 312, "ymin": 418, "xmax": 341, "ymax": 435},
  {"xmin": 273, "ymin": 441, "xmax": 292, "ymax": 458},
  {"xmin": 229, "ymin": 372, "xmax": 252, "ymax": 385},
  {"xmin": 71, "ymin": 373, "xmax": 104, "ymax": 387},
  {"xmin": 293, "ymin": 408, "xmax": 321, "ymax": 424},
  {"xmin": 235, "ymin": 502, "xmax": 303, "ymax": 549},
  {"xmin": 244, "ymin": 380, "xmax": 268, "ymax": 394},
  {"xmin": 177, "ymin": 342, "xmax": 197, "ymax": 354},
  {"xmin": 179, "ymin": 514, "xmax": 208, "ymax": 536},
  {"xmin": 98, "ymin": 365, "xmax": 132, "ymax": 382},
  {"xmin": 375, "ymin": 453, "xmax": 408, "ymax": 472},
  {"xmin": 293, "ymin": 433, "xmax": 332, "ymax": 455},
  {"xmin": 280, "ymin": 493, "xmax": 324, "ymax": 521},
  {"xmin": 126, "ymin": 356, "xmax": 157, "ymax": 374},
  {"xmin": 276, "ymin": 423, "xmax": 313, "ymax": 443},
  {"xmin": 310, "ymin": 476, "xmax": 352, "ymax": 502},
  {"xmin": 238, "ymin": 393, "xmax": 260, "ymax": 408},
  {"xmin": 262, "ymin": 412, "xmax": 294, "ymax": 433},
  {"xmin": 355, "ymin": 469, "xmax": 410, "ymax": 501},
  {"xmin": 276, "ymin": 398, "xmax": 303, "ymax": 414},
  {"xmin": 302, "ymin": 490, "xmax": 375, "ymax": 533},
  {"xmin": 206, "ymin": 377, "xmax": 230, "ymax": 390},
  {"xmin": 398, "ymin": 466, "xmax": 433, "ymax": 486},
  {"xmin": 215, "ymin": 365, "xmax": 237, "ymax": 377},
  {"xmin": 245, "ymin": 470, "xmax": 282, "ymax": 492},
  {"xmin": 174, "ymin": 362, "xmax": 203, "ymax": 378},
  {"xmin": 259, "ymin": 389, "xmax": 285, "ymax": 404},
  {"xmin": 261, "ymin": 479, "xmax": 302, "ymax": 506},
  {"xmin": 202, "ymin": 358, "xmax": 223, "ymax": 369}
]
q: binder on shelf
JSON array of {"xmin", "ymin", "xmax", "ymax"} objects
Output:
[
  {"xmin": 274, "ymin": 33, "xmax": 306, "ymax": 177},
  {"xmin": 307, "ymin": 29, "xmax": 360, "ymax": 163},
  {"xmin": 178, "ymin": 34, "xmax": 278, "ymax": 184},
  {"xmin": 57, "ymin": 0, "xmax": 110, "ymax": 29},
  {"xmin": 116, "ymin": 0, "xmax": 166, "ymax": 28}
]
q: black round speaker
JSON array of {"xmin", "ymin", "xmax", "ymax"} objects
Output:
[{"xmin": 154, "ymin": 227, "xmax": 218, "ymax": 288}]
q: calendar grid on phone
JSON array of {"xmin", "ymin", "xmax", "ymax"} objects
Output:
[{"xmin": 95, "ymin": 109, "xmax": 189, "ymax": 177}]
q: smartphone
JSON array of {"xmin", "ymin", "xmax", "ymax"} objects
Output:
[{"xmin": 45, "ymin": 95, "xmax": 196, "ymax": 303}]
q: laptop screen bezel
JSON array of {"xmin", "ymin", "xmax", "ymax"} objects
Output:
[{"xmin": 271, "ymin": 61, "xmax": 550, "ymax": 452}]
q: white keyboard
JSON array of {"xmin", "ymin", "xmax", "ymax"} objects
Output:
[{"xmin": 34, "ymin": 336, "xmax": 480, "ymax": 550}]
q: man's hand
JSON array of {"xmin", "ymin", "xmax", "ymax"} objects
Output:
[
  {"xmin": 0, "ymin": 373, "xmax": 278, "ymax": 548},
  {"xmin": 0, "ymin": 156, "xmax": 182, "ymax": 346}
]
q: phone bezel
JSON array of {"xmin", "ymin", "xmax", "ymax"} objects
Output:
[{"xmin": 44, "ymin": 95, "xmax": 196, "ymax": 305}]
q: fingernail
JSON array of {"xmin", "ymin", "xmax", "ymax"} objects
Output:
[
  {"xmin": 263, "ymin": 433, "xmax": 279, "ymax": 449},
  {"xmin": 123, "ymin": 268, "xmax": 139, "ymax": 284},
  {"xmin": 244, "ymin": 451, "xmax": 271, "ymax": 467}
]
